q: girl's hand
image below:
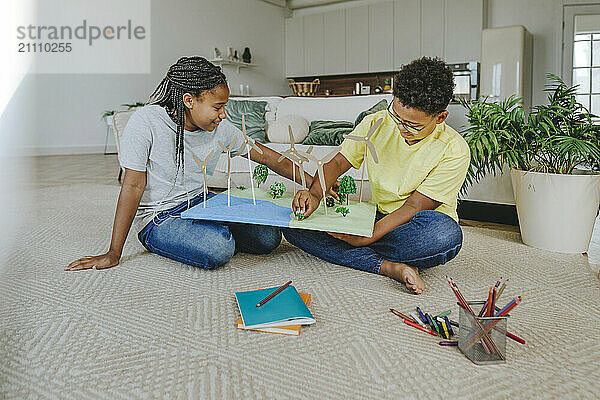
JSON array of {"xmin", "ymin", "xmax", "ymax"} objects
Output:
[
  {"xmin": 292, "ymin": 190, "xmax": 321, "ymax": 219},
  {"xmin": 65, "ymin": 249, "xmax": 120, "ymax": 271},
  {"xmin": 327, "ymin": 232, "xmax": 374, "ymax": 247}
]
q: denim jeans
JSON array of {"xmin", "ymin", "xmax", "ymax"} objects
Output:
[
  {"xmin": 138, "ymin": 192, "xmax": 282, "ymax": 269},
  {"xmin": 283, "ymin": 210, "xmax": 462, "ymax": 275}
]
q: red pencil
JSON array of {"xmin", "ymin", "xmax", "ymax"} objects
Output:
[
  {"xmin": 256, "ymin": 280, "xmax": 292, "ymax": 307},
  {"xmin": 389, "ymin": 308, "xmax": 416, "ymax": 323},
  {"xmin": 404, "ymin": 318, "xmax": 439, "ymax": 336}
]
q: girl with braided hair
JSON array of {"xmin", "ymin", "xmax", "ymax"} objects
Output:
[{"xmin": 67, "ymin": 56, "xmax": 313, "ymax": 271}]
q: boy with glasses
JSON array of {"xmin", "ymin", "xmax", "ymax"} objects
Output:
[{"xmin": 284, "ymin": 57, "xmax": 470, "ymax": 294}]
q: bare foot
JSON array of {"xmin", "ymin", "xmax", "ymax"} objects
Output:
[{"xmin": 379, "ymin": 260, "xmax": 425, "ymax": 295}]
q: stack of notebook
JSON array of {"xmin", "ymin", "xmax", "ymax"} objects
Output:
[{"xmin": 235, "ymin": 285, "xmax": 315, "ymax": 336}]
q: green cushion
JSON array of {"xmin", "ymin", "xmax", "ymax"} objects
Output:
[
  {"xmin": 302, "ymin": 120, "xmax": 355, "ymax": 146},
  {"xmin": 354, "ymin": 99, "xmax": 388, "ymax": 127},
  {"xmin": 225, "ymin": 99, "xmax": 267, "ymax": 143}
]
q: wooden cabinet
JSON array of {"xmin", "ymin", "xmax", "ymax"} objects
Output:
[
  {"xmin": 284, "ymin": 0, "xmax": 484, "ymax": 76},
  {"xmin": 420, "ymin": 0, "xmax": 445, "ymax": 58},
  {"xmin": 393, "ymin": 0, "xmax": 421, "ymax": 68},
  {"xmin": 303, "ymin": 14, "xmax": 324, "ymax": 75},
  {"xmin": 285, "ymin": 17, "xmax": 304, "ymax": 77},
  {"xmin": 444, "ymin": 0, "xmax": 483, "ymax": 63},
  {"xmin": 345, "ymin": 6, "xmax": 369, "ymax": 73},
  {"xmin": 369, "ymin": 1, "xmax": 394, "ymax": 72},
  {"xmin": 324, "ymin": 10, "xmax": 346, "ymax": 75}
]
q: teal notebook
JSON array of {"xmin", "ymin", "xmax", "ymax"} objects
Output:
[{"xmin": 235, "ymin": 285, "xmax": 315, "ymax": 329}]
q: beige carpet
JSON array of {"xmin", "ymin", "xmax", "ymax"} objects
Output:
[{"xmin": 1, "ymin": 183, "xmax": 599, "ymax": 399}]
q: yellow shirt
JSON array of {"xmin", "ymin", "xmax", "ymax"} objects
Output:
[{"xmin": 340, "ymin": 110, "xmax": 470, "ymax": 221}]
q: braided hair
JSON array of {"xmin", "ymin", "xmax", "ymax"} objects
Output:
[{"xmin": 148, "ymin": 56, "xmax": 227, "ymax": 177}]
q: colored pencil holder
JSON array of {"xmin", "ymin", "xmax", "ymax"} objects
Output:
[{"xmin": 458, "ymin": 301, "xmax": 508, "ymax": 365}]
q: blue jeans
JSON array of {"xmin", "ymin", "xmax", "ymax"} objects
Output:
[
  {"xmin": 283, "ymin": 210, "xmax": 462, "ymax": 275},
  {"xmin": 138, "ymin": 192, "xmax": 282, "ymax": 269}
]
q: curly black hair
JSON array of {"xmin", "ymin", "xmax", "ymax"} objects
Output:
[{"xmin": 393, "ymin": 57, "xmax": 454, "ymax": 115}]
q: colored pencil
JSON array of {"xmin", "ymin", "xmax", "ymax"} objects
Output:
[
  {"xmin": 496, "ymin": 279, "xmax": 508, "ymax": 301},
  {"xmin": 256, "ymin": 280, "xmax": 292, "ymax": 307},
  {"xmin": 446, "ymin": 276, "xmax": 501, "ymax": 357},
  {"xmin": 389, "ymin": 308, "xmax": 415, "ymax": 323},
  {"xmin": 404, "ymin": 318, "xmax": 439, "ymax": 336},
  {"xmin": 463, "ymin": 297, "xmax": 523, "ymax": 351}
]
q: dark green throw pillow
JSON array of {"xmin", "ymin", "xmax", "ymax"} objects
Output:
[
  {"xmin": 354, "ymin": 99, "xmax": 388, "ymax": 127},
  {"xmin": 302, "ymin": 120, "xmax": 355, "ymax": 146},
  {"xmin": 225, "ymin": 99, "xmax": 267, "ymax": 143}
]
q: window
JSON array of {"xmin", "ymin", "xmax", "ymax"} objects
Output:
[{"xmin": 572, "ymin": 32, "xmax": 600, "ymax": 114}]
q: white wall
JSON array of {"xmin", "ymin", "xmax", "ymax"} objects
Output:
[
  {"xmin": 486, "ymin": 0, "xmax": 598, "ymax": 108},
  {"xmin": 6, "ymin": 0, "xmax": 288, "ymax": 156}
]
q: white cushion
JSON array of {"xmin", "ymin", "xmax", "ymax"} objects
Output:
[
  {"xmin": 266, "ymin": 115, "xmax": 309, "ymax": 143},
  {"xmin": 276, "ymin": 94, "xmax": 393, "ymax": 123}
]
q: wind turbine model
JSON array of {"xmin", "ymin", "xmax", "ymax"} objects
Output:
[
  {"xmin": 296, "ymin": 146, "xmax": 341, "ymax": 215},
  {"xmin": 217, "ymin": 138, "xmax": 238, "ymax": 207},
  {"xmin": 292, "ymin": 145, "xmax": 313, "ymax": 189},
  {"xmin": 277, "ymin": 125, "xmax": 304, "ymax": 196},
  {"xmin": 237, "ymin": 114, "xmax": 263, "ymax": 205},
  {"xmin": 343, "ymin": 117, "xmax": 383, "ymax": 202},
  {"xmin": 192, "ymin": 149, "xmax": 215, "ymax": 208}
]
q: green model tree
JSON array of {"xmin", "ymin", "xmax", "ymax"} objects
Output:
[
  {"xmin": 338, "ymin": 175, "xmax": 356, "ymax": 205},
  {"xmin": 253, "ymin": 164, "xmax": 268, "ymax": 188},
  {"xmin": 295, "ymin": 212, "xmax": 305, "ymax": 221},
  {"xmin": 335, "ymin": 206, "xmax": 350, "ymax": 217},
  {"xmin": 269, "ymin": 181, "xmax": 286, "ymax": 199}
]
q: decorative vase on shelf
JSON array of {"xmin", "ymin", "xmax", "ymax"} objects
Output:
[
  {"xmin": 233, "ymin": 50, "xmax": 239, "ymax": 62},
  {"xmin": 242, "ymin": 47, "xmax": 251, "ymax": 63}
]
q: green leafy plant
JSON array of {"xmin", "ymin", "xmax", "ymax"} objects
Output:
[
  {"xmin": 236, "ymin": 185, "xmax": 246, "ymax": 190},
  {"xmin": 461, "ymin": 73, "xmax": 600, "ymax": 191},
  {"xmin": 295, "ymin": 212, "xmax": 305, "ymax": 221},
  {"xmin": 338, "ymin": 175, "xmax": 356, "ymax": 205},
  {"xmin": 269, "ymin": 181, "xmax": 286, "ymax": 199},
  {"xmin": 325, "ymin": 197, "xmax": 335, "ymax": 207},
  {"xmin": 101, "ymin": 101, "xmax": 145, "ymax": 120},
  {"xmin": 335, "ymin": 206, "xmax": 350, "ymax": 217},
  {"xmin": 253, "ymin": 165, "xmax": 268, "ymax": 187}
]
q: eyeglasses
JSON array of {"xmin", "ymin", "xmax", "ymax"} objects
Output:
[{"xmin": 387, "ymin": 101, "xmax": 443, "ymax": 134}]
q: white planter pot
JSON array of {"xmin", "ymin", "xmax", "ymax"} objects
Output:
[{"xmin": 510, "ymin": 169, "xmax": 600, "ymax": 253}]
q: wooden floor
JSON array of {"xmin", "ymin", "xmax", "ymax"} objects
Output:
[{"xmin": 24, "ymin": 153, "xmax": 600, "ymax": 279}]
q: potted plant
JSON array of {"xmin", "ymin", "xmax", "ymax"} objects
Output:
[{"xmin": 461, "ymin": 73, "xmax": 600, "ymax": 253}]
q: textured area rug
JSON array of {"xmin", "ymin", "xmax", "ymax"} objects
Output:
[{"xmin": 1, "ymin": 183, "xmax": 599, "ymax": 399}]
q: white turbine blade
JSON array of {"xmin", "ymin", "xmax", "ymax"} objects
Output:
[
  {"xmin": 296, "ymin": 149, "xmax": 318, "ymax": 163},
  {"xmin": 317, "ymin": 165, "xmax": 327, "ymax": 196},
  {"xmin": 365, "ymin": 117, "xmax": 384, "ymax": 139},
  {"xmin": 344, "ymin": 135, "xmax": 364, "ymax": 141},
  {"xmin": 250, "ymin": 140, "xmax": 264, "ymax": 155},
  {"xmin": 366, "ymin": 141, "xmax": 379, "ymax": 164},
  {"xmin": 228, "ymin": 137, "xmax": 238, "ymax": 151},
  {"xmin": 277, "ymin": 150, "xmax": 291, "ymax": 163},
  {"xmin": 288, "ymin": 125, "xmax": 295, "ymax": 149},
  {"xmin": 321, "ymin": 146, "xmax": 341, "ymax": 164},
  {"xmin": 299, "ymin": 162, "xmax": 306, "ymax": 188},
  {"xmin": 192, "ymin": 154, "xmax": 202, "ymax": 168},
  {"xmin": 203, "ymin": 149, "xmax": 215, "ymax": 167}
]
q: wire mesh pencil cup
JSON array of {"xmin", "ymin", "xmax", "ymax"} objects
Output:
[{"xmin": 458, "ymin": 301, "xmax": 508, "ymax": 365}]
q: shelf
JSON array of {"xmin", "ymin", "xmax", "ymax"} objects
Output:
[{"xmin": 209, "ymin": 59, "xmax": 258, "ymax": 73}]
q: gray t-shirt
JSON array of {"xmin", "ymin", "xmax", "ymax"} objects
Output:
[{"xmin": 119, "ymin": 104, "xmax": 248, "ymax": 230}]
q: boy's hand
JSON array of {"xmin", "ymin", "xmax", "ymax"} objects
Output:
[
  {"xmin": 292, "ymin": 190, "xmax": 321, "ymax": 219},
  {"xmin": 65, "ymin": 249, "xmax": 120, "ymax": 271}
]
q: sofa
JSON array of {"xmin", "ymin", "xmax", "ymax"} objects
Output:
[{"xmin": 209, "ymin": 94, "xmax": 395, "ymax": 201}]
